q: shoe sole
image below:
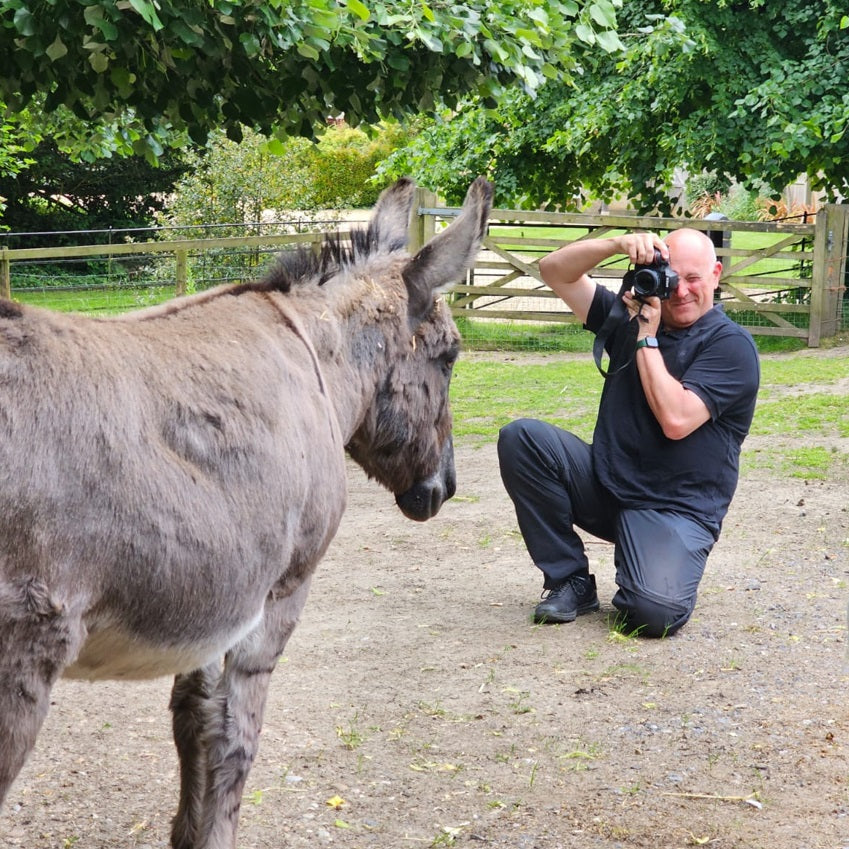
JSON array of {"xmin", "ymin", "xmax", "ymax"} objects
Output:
[{"xmin": 533, "ymin": 599, "xmax": 600, "ymax": 625}]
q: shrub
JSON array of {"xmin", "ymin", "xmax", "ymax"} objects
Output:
[{"xmin": 157, "ymin": 122, "xmax": 413, "ymax": 237}]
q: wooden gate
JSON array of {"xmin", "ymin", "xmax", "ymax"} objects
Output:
[{"xmin": 412, "ymin": 189, "xmax": 848, "ymax": 347}]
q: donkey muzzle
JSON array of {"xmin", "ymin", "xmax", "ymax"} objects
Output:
[{"xmin": 395, "ymin": 440, "xmax": 456, "ymax": 521}]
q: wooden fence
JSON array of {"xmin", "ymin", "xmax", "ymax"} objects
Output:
[{"xmin": 1, "ymin": 194, "xmax": 847, "ymax": 346}]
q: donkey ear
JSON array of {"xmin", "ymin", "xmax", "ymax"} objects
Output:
[
  {"xmin": 403, "ymin": 177, "xmax": 493, "ymax": 326},
  {"xmin": 368, "ymin": 177, "xmax": 417, "ymax": 253}
]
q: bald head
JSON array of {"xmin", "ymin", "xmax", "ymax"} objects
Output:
[
  {"xmin": 665, "ymin": 228, "xmax": 717, "ymax": 263},
  {"xmin": 659, "ymin": 228, "xmax": 722, "ymax": 329}
]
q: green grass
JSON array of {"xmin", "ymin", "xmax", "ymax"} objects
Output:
[
  {"xmin": 751, "ymin": 394, "xmax": 849, "ymax": 438},
  {"xmin": 14, "ymin": 286, "xmax": 174, "ymax": 314},
  {"xmin": 451, "ymin": 351, "xmax": 849, "ymax": 480},
  {"xmin": 782, "ymin": 446, "xmax": 841, "ymax": 480},
  {"xmin": 451, "ymin": 359, "xmax": 601, "ymax": 441},
  {"xmin": 455, "ymin": 316, "xmax": 593, "ymax": 353},
  {"xmin": 759, "ymin": 358, "xmax": 848, "ymax": 386},
  {"xmin": 455, "ymin": 316, "xmax": 808, "ymax": 355}
]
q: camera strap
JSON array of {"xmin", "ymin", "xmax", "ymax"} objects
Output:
[{"xmin": 592, "ymin": 278, "xmax": 639, "ymax": 378}]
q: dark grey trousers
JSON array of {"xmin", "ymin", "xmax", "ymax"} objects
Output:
[{"xmin": 497, "ymin": 418, "xmax": 716, "ymax": 637}]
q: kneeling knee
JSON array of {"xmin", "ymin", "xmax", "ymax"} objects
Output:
[{"xmin": 613, "ymin": 591, "xmax": 692, "ymax": 638}]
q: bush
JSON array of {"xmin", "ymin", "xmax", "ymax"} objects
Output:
[
  {"xmin": 157, "ymin": 122, "xmax": 413, "ymax": 237},
  {"xmin": 308, "ymin": 124, "xmax": 411, "ymax": 208}
]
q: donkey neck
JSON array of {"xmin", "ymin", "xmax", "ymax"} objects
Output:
[{"xmin": 264, "ymin": 285, "xmax": 402, "ymax": 444}]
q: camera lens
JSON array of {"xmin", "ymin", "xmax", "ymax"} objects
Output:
[{"xmin": 632, "ymin": 268, "xmax": 660, "ymax": 297}]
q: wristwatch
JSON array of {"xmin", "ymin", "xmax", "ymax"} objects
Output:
[{"xmin": 635, "ymin": 336, "xmax": 659, "ymax": 350}]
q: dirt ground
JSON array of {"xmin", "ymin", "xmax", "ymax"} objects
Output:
[{"xmin": 2, "ymin": 351, "xmax": 848, "ymax": 849}]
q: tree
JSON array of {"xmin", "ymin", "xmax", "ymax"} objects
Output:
[
  {"xmin": 0, "ymin": 0, "xmax": 625, "ymax": 162},
  {"xmin": 378, "ymin": 0, "xmax": 849, "ymax": 212},
  {"xmin": 0, "ymin": 141, "xmax": 188, "ymax": 244}
]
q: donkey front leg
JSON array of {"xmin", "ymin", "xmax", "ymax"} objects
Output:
[
  {"xmin": 170, "ymin": 662, "xmax": 222, "ymax": 849},
  {"xmin": 189, "ymin": 579, "xmax": 312, "ymax": 849},
  {"xmin": 0, "ymin": 578, "xmax": 84, "ymax": 809}
]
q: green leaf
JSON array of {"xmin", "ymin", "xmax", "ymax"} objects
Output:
[
  {"xmin": 342, "ymin": 0, "xmax": 370, "ymax": 22},
  {"xmin": 110, "ymin": 66, "xmax": 136, "ymax": 95},
  {"xmin": 89, "ymin": 51, "xmax": 109, "ymax": 73},
  {"xmin": 240, "ymin": 32, "xmax": 261, "ymax": 56},
  {"xmin": 13, "ymin": 8, "xmax": 35, "ymax": 37},
  {"xmin": 596, "ymin": 29, "xmax": 624, "ymax": 53},
  {"xmin": 296, "ymin": 42, "xmax": 320, "ymax": 60},
  {"xmin": 588, "ymin": 0, "xmax": 617, "ymax": 29},
  {"xmin": 420, "ymin": 32, "xmax": 444, "ymax": 52},
  {"xmin": 387, "ymin": 53, "xmax": 410, "ymax": 71},
  {"xmin": 127, "ymin": 0, "xmax": 164, "ymax": 31},
  {"xmin": 574, "ymin": 22, "xmax": 595, "ymax": 45},
  {"xmin": 46, "ymin": 36, "xmax": 68, "ymax": 61},
  {"xmin": 83, "ymin": 6, "xmax": 118, "ymax": 40},
  {"xmin": 265, "ymin": 137, "xmax": 286, "ymax": 155}
]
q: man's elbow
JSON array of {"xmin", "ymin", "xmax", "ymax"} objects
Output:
[
  {"xmin": 661, "ymin": 420, "xmax": 694, "ymax": 441},
  {"xmin": 658, "ymin": 393, "xmax": 711, "ymax": 440},
  {"xmin": 660, "ymin": 411, "xmax": 708, "ymax": 440},
  {"xmin": 538, "ymin": 253, "xmax": 557, "ymax": 286}
]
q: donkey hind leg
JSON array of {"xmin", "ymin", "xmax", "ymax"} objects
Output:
[
  {"xmin": 169, "ymin": 662, "xmax": 222, "ymax": 849},
  {"xmin": 0, "ymin": 578, "xmax": 84, "ymax": 810},
  {"xmin": 192, "ymin": 578, "xmax": 312, "ymax": 849}
]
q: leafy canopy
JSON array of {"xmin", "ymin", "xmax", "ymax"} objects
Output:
[
  {"xmin": 0, "ymin": 0, "xmax": 624, "ymax": 161},
  {"xmin": 379, "ymin": 0, "xmax": 849, "ymax": 212}
]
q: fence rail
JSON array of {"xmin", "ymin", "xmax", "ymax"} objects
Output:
[{"xmin": 1, "ymin": 195, "xmax": 846, "ymax": 346}]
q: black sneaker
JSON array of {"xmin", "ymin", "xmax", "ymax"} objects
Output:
[{"xmin": 533, "ymin": 574, "xmax": 600, "ymax": 624}]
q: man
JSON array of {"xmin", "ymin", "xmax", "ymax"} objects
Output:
[{"xmin": 497, "ymin": 229, "xmax": 759, "ymax": 636}]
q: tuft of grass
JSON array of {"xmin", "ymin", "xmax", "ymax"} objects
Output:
[{"xmin": 335, "ymin": 712, "xmax": 367, "ymax": 750}]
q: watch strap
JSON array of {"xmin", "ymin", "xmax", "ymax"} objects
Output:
[{"xmin": 636, "ymin": 336, "xmax": 659, "ymax": 350}]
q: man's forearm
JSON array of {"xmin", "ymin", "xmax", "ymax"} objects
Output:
[
  {"xmin": 636, "ymin": 347, "xmax": 711, "ymax": 440},
  {"xmin": 539, "ymin": 237, "xmax": 621, "ymax": 289}
]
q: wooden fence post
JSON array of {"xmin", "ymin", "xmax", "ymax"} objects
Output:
[
  {"xmin": 175, "ymin": 248, "xmax": 188, "ymax": 297},
  {"xmin": 409, "ymin": 187, "xmax": 438, "ymax": 254},
  {"xmin": 809, "ymin": 204, "xmax": 848, "ymax": 346},
  {"xmin": 0, "ymin": 250, "xmax": 9, "ymax": 300}
]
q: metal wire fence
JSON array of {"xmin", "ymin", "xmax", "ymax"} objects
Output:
[{"xmin": 1, "ymin": 204, "xmax": 846, "ymax": 347}]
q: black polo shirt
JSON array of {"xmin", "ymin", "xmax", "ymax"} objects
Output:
[{"xmin": 586, "ymin": 285, "xmax": 760, "ymax": 535}]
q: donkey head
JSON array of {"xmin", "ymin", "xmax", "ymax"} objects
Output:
[{"xmin": 345, "ymin": 177, "xmax": 492, "ymax": 521}]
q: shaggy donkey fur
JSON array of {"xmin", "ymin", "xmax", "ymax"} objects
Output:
[{"xmin": 0, "ymin": 177, "xmax": 493, "ymax": 849}]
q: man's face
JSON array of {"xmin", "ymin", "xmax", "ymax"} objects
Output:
[{"xmin": 660, "ymin": 237, "xmax": 721, "ymax": 330}]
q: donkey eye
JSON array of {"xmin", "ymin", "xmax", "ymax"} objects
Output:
[{"xmin": 439, "ymin": 349, "xmax": 459, "ymax": 374}]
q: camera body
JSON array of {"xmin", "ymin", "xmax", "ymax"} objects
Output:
[{"xmin": 623, "ymin": 249, "xmax": 679, "ymax": 301}]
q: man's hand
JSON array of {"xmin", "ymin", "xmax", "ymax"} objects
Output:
[
  {"xmin": 622, "ymin": 292, "xmax": 661, "ymax": 339},
  {"xmin": 612, "ymin": 233, "xmax": 667, "ymax": 267}
]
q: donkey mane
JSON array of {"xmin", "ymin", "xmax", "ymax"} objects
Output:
[
  {"xmin": 232, "ymin": 220, "xmax": 408, "ymax": 297},
  {"xmin": 105, "ymin": 219, "xmax": 410, "ymax": 325}
]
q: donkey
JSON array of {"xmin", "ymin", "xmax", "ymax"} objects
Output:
[{"xmin": 0, "ymin": 176, "xmax": 493, "ymax": 848}]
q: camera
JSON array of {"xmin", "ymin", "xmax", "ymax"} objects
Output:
[{"xmin": 623, "ymin": 249, "xmax": 679, "ymax": 301}]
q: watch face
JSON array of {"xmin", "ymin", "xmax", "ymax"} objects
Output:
[{"xmin": 646, "ymin": 337, "xmax": 659, "ymax": 348}]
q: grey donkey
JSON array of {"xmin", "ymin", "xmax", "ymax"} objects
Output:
[{"xmin": 0, "ymin": 176, "xmax": 494, "ymax": 848}]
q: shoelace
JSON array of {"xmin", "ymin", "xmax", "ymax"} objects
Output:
[{"xmin": 541, "ymin": 575, "xmax": 588, "ymax": 600}]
